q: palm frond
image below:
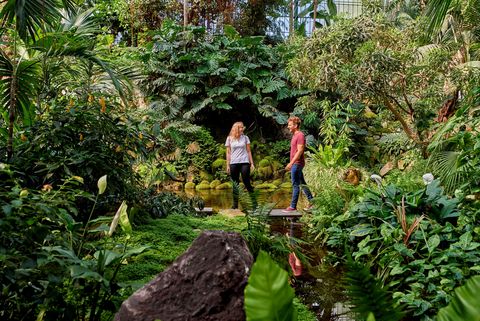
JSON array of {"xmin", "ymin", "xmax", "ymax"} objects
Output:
[
  {"xmin": 0, "ymin": 0, "xmax": 62, "ymax": 40},
  {"xmin": 428, "ymin": 150, "xmax": 471, "ymax": 193},
  {"xmin": 58, "ymin": 8, "xmax": 97, "ymax": 36},
  {"xmin": 425, "ymin": 0, "xmax": 453, "ymax": 38}
]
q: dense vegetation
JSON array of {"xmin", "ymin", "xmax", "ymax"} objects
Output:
[{"xmin": 1, "ymin": 0, "xmax": 480, "ymax": 320}]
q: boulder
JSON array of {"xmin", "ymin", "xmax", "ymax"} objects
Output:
[
  {"xmin": 115, "ymin": 231, "xmax": 253, "ymax": 321},
  {"xmin": 380, "ymin": 161, "xmax": 395, "ymax": 177}
]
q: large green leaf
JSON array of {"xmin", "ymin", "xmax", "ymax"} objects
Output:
[
  {"xmin": 244, "ymin": 251, "xmax": 297, "ymax": 321},
  {"xmin": 436, "ymin": 276, "xmax": 480, "ymax": 321}
]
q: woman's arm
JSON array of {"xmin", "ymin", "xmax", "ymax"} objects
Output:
[
  {"xmin": 246, "ymin": 144, "xmax": 255, "ymax": 170},
  {"xmin": 226, "ymin": 145, "xmax": 231, "ymax": 174}
]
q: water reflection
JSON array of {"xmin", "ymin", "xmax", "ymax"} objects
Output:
[{"xmin": 180, "ymin": 188, "xmax": 293, "ymax": 211}]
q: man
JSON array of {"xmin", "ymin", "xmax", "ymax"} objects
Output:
[{"xmin": 283, "ymin": 116, "xmax": 313, "ymax": 212}]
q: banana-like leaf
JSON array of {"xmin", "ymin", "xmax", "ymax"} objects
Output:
[
  {"xmin": 436, "ymin": 275, "xmax": 480, "ymax": 321},
  {"xmin": 244, "ymin": 250, "xmax": 298, "ymax": 321}
]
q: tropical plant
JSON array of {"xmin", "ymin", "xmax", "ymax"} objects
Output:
[
  {"xmin": 287, "ymin": 14, "xmax": 464, "ymax": 151},
  {"xmin": 298, "ymin": 0, "xmax": 337, "ymax": 33},
  {"xmin": 307, "ymin": 144, "xmax": 348, "ymax": 169},
  {"xmin": 427, "ymin": 87, "xmax": 480, "ymax": 194},
  {"xmin": 9, "ymin": 99, "xmax": 143, "ymax": 214},
  {"xmin": 244, "ymin": 250, "xmax": 298, "ymax": 321},
  {"xmin": 0, "ymin": 8, "xmax": 136, "ymax": 161},
  {"xmin": 321, "ymin": 178, "xmax": 480, "ymax": 319},
  {"xmin": 436, "ymin": 275, "xmax": 480, "ymax": 321},
  {"xmin": 424, "ymin": 0, "xmax": 480, "ymax": 39},
  {"xmin": 0, "ymin": 169, "xmax": 148, "ymax": 320},
  {"xmin": 344, "ymin": 258, "xmax": 404, "ymax": 321},
  {"xmin": 144, "ymin": 21, "xmax": 305, "ymax": 128}
]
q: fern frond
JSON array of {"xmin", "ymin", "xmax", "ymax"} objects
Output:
[{"xmin": 345, "ymin": 259, "xmax": 404, "ymax": 321}]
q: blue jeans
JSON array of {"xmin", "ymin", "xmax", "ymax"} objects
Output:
[{"xmin": 290, "ymin": 164, "xmax": 313, "ymax": 209}]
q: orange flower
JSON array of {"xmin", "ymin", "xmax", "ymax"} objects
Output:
[
  {"xmin": 99, "ymin": 97, "xmax": 106, "ymax": 113},
  {"xmin": 42, "ymin": 184, "xmax": 53, "ymax": 192}
]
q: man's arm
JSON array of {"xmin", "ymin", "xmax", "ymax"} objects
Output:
[{"xmin": 286, "ymin": 144, "xmax": 304, "ymax": 170}]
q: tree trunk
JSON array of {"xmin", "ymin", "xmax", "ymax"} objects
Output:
[
  {"xmin": 289, "ymin": 0, "xmax": 294, "ymax": 36},
  {"xmin": 312, "ymin": 0, "xmax": 318, "ymax": 33},
  {"xmin": 184, "ymin": 0, "xmax": 188, "ymax": 29},
  {"xmin": 7, "ymin": 74, "xmax": 17, "ymax": 161},
  {"xmin": 383, "ymin": 98, "xmax": 420, "ymax": 144}
]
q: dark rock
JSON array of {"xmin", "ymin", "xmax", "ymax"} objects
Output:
[{"xmin": 114, "ymin": 230, "xmax": 253, "ymax": 321}]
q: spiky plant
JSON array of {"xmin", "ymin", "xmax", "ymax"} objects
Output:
[{"xmin": 344, "ymin": 258, "xmax": 404, "ymax": 321}]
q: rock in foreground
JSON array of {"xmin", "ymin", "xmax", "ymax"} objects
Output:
[{"xmin": 115, "ymin": 230, "xmax": 253, "ymax": 321}]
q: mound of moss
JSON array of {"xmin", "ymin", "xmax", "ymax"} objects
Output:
[
  {"xmin": 210, "ymin": 180, "xmax": 221, "ymax": 189},
  {"xmin": 185, "ymin": 182, "xmax": 196, "ymax": 189},
  {"xmin": 216, "ymin": 182, "xmax": 232, "ymax": 190},
  {"xmin": 280, "ymin": 182, "xmax": 292, "ymax": 189}
]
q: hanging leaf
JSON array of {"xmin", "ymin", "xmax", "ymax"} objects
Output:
[
  {"xmin": 436, "ymin": 276, "xmax": 480, "ymax": 321},
  {"xmin": 244, "ymin": 251, "xmax": 297, "ymax": 321}
]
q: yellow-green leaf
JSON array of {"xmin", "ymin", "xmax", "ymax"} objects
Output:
[{"xmin": 97, "ymin": 175, "xmax": 107, "ymax": 195}]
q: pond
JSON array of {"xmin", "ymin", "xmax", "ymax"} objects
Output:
[{"xmin": 180, "ymin": 188, "xmax": 297, "ymax": 211}]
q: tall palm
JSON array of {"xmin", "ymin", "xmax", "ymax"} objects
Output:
[
  {"xmin": 0, "ymin": 41, "xmax": 41, "ymax": 161},
  {"xmin": 0, "ymin": 8, "xmax": 135, "ymax": 161},
  {"xmin": 425, "ymin": 0, "xmax": 480, "ymax": 39},
  {"xmin": 0, "ymin": 0, "xmax": 76, "ymax": 41}
]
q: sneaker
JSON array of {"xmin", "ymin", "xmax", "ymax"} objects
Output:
[
  {"xmin": 282, "ymin": 206, "xmax": 296, "ymax": 212},
  {"xmin": 303, "ymin": 204, "xmax": 314, "ymax": 211}
]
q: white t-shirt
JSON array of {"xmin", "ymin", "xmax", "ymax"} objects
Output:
[{"xmin": 225, "ymin": 135, "xmax": 251, "ymax": 164}]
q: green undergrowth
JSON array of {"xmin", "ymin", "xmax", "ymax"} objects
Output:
[
  {"xmin": 114, "ymin": 213, "xmax": 316, "ymax": 321},
  {"xmin": 115, "ymin": 214, "xmax": 246, "ymax": 284}
]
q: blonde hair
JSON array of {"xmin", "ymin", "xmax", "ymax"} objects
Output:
[{"xmin": 229, "ymin": 122, "xmax": 244, "ymax": 140}]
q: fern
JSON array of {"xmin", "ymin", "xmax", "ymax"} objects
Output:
[
  {"xmin": 262, "ymin": 78, "xmax": 286, "ymax": 93},
  {"xmin": 344, "ymin": 259, "xmax": 404, "ymax": 321}
]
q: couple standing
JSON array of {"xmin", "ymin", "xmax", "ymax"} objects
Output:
[{"xmin": 225, "ymin": 116, "xmax": 313, "ymax": 211}]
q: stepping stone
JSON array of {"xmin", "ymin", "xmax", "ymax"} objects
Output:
[{"xmin": 269, "ymin": 208, "xmax": 302, "ymax": 218}]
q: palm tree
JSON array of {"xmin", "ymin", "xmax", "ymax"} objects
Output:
[{"xmin": 0, "ymin": 4, "xmax": 134, "ymax": 161}]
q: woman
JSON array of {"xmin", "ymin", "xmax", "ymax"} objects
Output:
[{"xmin": 225, "ymin": 122, "xmax": 255, "ymax": 209}]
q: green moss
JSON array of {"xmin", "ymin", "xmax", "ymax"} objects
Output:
[
  {"xmin": 211, "ymin": 159, "xmax": 226, "ymax": 172},
  {"xmin": 272, "ymin": 179, "xmax": 283, "ymax": 186},
  {"xmin": 257, "ymin": 166, "xmax": 273, "ymax": 180},
  {"xmin": 271, "ymin": 160, "xmax": 283, "ymax": 172},
  {"xmin": 196, "ymin": 182, "xmax": 211, "ymax": 190},
  {"xmin": 280, "ymin": 182, "xmax": 292, "ymax": 189},
  {"xmin": 258, "ymin": 158, "xmax": 271, "ymax": 168},
  {"xmin": 255, "ymin": 183, "xmax": 277, "ymax": 190},
  {"xmin": 184, "ymin": 182, "xmax": 196, "ymax": 189},
  {"xmin": 115, "ymin": 214, "xmax": 246, "ymax": 284},
  {"xmin": 217, "ymin": 146, "xmax": 227, "ymax": 158},
  {"xmin": 210, "ymin": 179, "xmax": 221, "ymax": 189},
  {"xmin": 199, "ymin": 171, "xmax": 213, "ymax": 182},
  {"xmin": 216, "ymin": 182, "xmax": 232, "ymax": 189}
]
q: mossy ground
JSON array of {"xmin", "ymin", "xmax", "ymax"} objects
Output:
[{"xmin": 115, "ymin": 213, "xmax": 316, "ymax": 321}]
